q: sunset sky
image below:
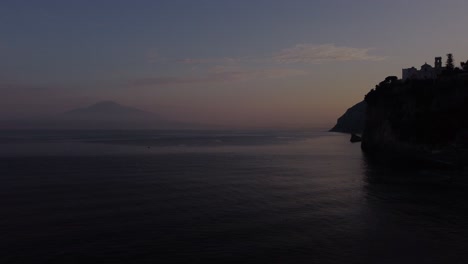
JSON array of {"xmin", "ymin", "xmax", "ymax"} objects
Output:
[{"xmin": 2, "ymin": 0, "xmax": 468, "ymax": 128}]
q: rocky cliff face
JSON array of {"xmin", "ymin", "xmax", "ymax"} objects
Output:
[
  {"xmin": 329, "ymin": 101, "xmax": 366, "ymax": 134},
  {"xmin": 361, "ymin": 74, "xmax": 468, "ymax": 163}
]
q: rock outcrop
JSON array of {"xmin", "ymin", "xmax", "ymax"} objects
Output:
[
  {"xmin": 350, "ymin": 134, "xmax": 362, "ymax": 143},
  {"xmin": 329, "ymin": 101, "xmax": 366, "ymax": 134}
]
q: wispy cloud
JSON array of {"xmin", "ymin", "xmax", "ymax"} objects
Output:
[
  {"xmin": 155, "ymin": 43, "xmax": 385, "ymax": 66},
  {"xmin": 131, "ymin": 68, "xmax": 306, "ymax": 87},
  {"xmin": 135, "ymin": 43, "xmax": 384, "ymax": 87},
  {"xmin": 273, "ymin": 43, "xmax": 386, "ymax": 63},
  {"xmin": 249, "ymin": 68, "xmax": 307, "ymax": 79},
  {"xmin": 176, "ymin": 57, "xmax": 241, "ymax": 64}
]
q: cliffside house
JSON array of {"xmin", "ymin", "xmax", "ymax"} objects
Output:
[{"xmin": 402, "ymin": 57, "xmax": 443, "ymax": 81}]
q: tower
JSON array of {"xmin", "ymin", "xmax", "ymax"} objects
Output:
[{"xmin": 435, "ymin": 57, "xmax": 442, "ymax": 69}]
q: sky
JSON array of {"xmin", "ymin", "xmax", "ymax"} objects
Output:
[{"xmin": 1, "ymin": 0, "xmax": 468, "ymax": 129}]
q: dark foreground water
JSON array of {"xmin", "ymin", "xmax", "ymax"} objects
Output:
[{"xmin": 1, "ymin": 130, "xmax": 468, "ymax": 263}]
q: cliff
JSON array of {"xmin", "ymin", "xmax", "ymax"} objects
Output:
[
  {"xmin": 329, "ymin": 101, "xmax": 366, "ymax": 134},
  {"xmin": 361, "ymin": 74, "xmax": 468, "ymax": 165}
]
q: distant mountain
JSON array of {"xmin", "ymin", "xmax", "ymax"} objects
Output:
[
  {"xmin": 63, "ymin": 101, "xmax": 158, "ymax": 122},
  {"xmin": 329, "ymin": 101, "xmax": 366, "ymax": 134},
  {"xmin": 0, "ymin": 101, "xmax": 205, "ymax": 130},
  {"xmin": 65, "ymin": 100, "xmax": 150, "ymax": 116}
]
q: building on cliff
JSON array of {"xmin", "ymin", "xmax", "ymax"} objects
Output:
[{"xmin": 402, "ymin": 56, "xmax": 444, "ymax": 81}]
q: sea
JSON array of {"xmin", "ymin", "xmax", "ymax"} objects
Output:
[{"xmin": 1, "ymin": 130, "xmax": 468, "ymax": 264}]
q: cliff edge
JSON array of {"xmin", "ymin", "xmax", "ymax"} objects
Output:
[
  {"xmin": 329, "ymin": 101, "xmax": 366, "ymax": 134},
  {"xmin": 361, "ymin": 74, "xmax": 468, "ymax": 165}
]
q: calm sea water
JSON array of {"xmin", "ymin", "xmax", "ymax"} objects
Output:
[{"xmin": 1, "ymin": 130, "xmax": 468, "ymax": 263}]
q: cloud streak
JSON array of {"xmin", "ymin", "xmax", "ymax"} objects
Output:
[
  {"xmin": 131, "ymin": 68, "xmax": 306, "ymax": 87},
  {"xmin": 176, "ymin": 57, "xmax": 241, "ymax": 65},
  {"xmin": 134, "ymin": 43, "xmax": 385, "ymax": 87},
  {"xmin": 273, "ymin": 43, "xmax": 386, "ymax": 63},
  {"xmin": 154, "ymin": 43, "xmax": 385, "ymax": 66}
]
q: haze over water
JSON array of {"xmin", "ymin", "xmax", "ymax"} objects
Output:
[
  {"xmin": 2, "ymin": 130, "xmax": 468, "ymax": 263},
  {"xmin": 3, "ymin": 1, "xmax": 468, "ymax": 263}
]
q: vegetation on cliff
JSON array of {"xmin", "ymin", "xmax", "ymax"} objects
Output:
[{"xmin": 362, "ymin": 71, "xmax": 468, "ymax": 162}]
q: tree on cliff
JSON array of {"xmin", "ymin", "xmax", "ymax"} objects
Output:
[
  {"xmin": 446, "ymin": 53, "xmax": 454, "ymax": 71},
  {"xmin": 461, "ymin": 60, "xmax": 468, "ymax": 71}
]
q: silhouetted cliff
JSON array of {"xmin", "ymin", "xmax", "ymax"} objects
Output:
[
  {"xmin": 361, "ymin": 74, "xmax": 468, "ymax": 165},
  {"xmin": 329, "ymin": 101, "xmax": 366, "ymax": 134}
]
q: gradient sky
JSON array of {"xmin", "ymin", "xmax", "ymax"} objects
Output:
[{"xmin": 1, "ymin": 0, "xmax": 468, "ymax": 128}]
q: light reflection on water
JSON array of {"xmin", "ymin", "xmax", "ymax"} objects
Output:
[{"xmin": 0, "ymin": 130, "xmax": 467, "ymax": 263}]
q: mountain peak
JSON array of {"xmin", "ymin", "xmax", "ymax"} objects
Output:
[
  {"xmin": 0, "ymin": 100, "xmax": 206, "ymax": 130},
  {"xmin": 92, "ymin": 100, "xmax": 122, "ymax": 107},
  {"xmin": 82, "ymin": 100, "xmax": 135, "ymax": 111}
]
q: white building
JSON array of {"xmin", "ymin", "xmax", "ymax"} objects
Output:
[{"xmin": 402, "ymin": 57, "xmax": 443, "ymax": 80}]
